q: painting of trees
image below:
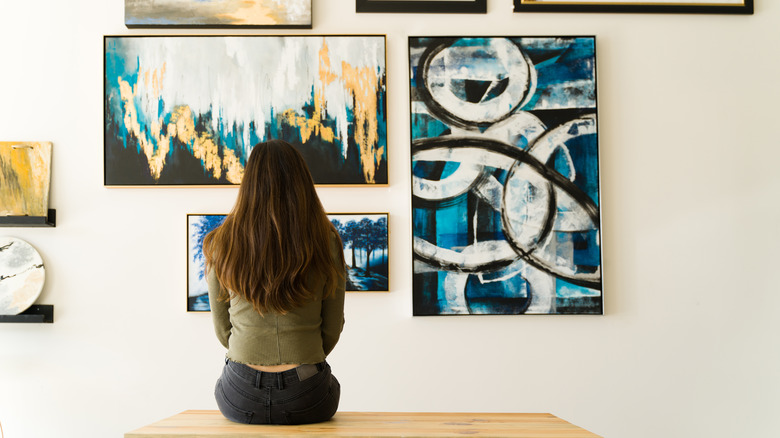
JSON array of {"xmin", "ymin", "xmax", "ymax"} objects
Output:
[{"xmin": 329, "ymin": 213, "xmax": 389, "ymax": 291}]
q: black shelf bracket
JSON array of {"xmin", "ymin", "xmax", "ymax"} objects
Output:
[
  {"xmin": 0, "ymin": 209, "xmax": 56, "ymax": 227},
  {"xmin": 0, "ymin": 305, "xmax": 54, "ymax": 323}
]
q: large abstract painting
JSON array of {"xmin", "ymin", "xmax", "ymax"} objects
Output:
[
  {"xmin": 0, "ymin": 142, "xmax": 52, "ymax": 217},
  {"xmin": 188, "ymin": 213, "xmax": 388, "ymax": 311},
  {"xmin": 410, "ymin": 37, "xmax": 602, "ymax": 315},
  {"xmin": 105, "ymin": 36, "xmax": 387, "ymax": 186},
  {"xmin": 125, "ymin": 0, "xmax": 313, "ymax": 28}
]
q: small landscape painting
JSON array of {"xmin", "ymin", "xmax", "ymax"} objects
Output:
[{"xmin": 187, "ymin": 212, "xmax": 388, "ymax": 311}]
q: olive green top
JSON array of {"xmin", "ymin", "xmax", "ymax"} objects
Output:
[{"xmin": 207, "ymin": 232, "xmax": 346, "ymax": 366}]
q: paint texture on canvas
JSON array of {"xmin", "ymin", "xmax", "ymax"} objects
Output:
[
  {"xmin": 410, "ymin": 37, "xmax": 602, "ymax": 315},
  {"xmin": 0, "ymin": 142, "xmax": 52, "ymax": 217},
  {"xmin": 105, "ymin": 36, "xmax": 387, "ymax": 186},
  {"xmin": 125, "ymin": 0, "xmax": 311, "ymax": 27}
]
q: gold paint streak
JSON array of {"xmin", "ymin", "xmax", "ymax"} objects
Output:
[
  {"xmin": 0, "ymin": 142, "xmax": 51, "ymax": 216},
  {"xmin": 192, "ymin": 133, "xmax": 223, "ymax": 181},
  {"xmin": 170, "ymin": 105, "xmax": 195, "ymax": 145},
  {"xmin": 222, "ymin": 148, "xmax": 244, "ymax": 184},
  {"xmin": 118, "ymin": 77, "xmax": 170, "ymax": 179},
  {"xmin": 319, "ymin": 39, "xmax": 337, "ymax": 86},
  {"xmin": 279, "ymin": 39, "xmax": 341, "ymax": 147},
  {"xmin": 340, "ymin": 61, "xmax": 380, "ymax": 184},
  {"xmin": 278, "ymin": 39, "xmax": 383, "ymax": 183},
  {"xmin": 117, "ymin": 70, "xmax": 244, "ymax": 183},
  {"xmin": 218, "ymin": 1, "xmax": 276, "ymax": 25}
]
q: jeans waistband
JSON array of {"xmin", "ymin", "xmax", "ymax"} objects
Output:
[{"xmin": 226, "ymin": 360, "xmax": 327, "ymax": 389}]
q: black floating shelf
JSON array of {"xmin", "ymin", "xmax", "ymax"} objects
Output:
[
  {"xmin": 0, "ymin": 209, "xmax": 56, "ymax": 227},
  {"xmin": 0, "ymin": 305, "xmax": 54, "ymax": 323}
]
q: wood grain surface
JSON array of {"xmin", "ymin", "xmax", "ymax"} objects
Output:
[{"xmin": 125, "ymin": 410, "xmax": 601, "ymax": 437}]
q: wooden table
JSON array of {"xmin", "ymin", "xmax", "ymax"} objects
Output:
[{"xmin": 125, "ymin": 410, "xmax": 601, "ymax": 437}]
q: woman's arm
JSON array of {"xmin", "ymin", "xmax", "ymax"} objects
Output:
[
  {"xmin": 321, "ymin": 233, "xmax": 346, "ymax": 355},
  {"xmin": 207, "ymin": 268, "xmax": 232, "ymax": 349}
]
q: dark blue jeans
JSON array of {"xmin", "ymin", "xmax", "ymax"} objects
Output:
[{"xmin": 215, "ymin": 359, "xmax": 340, "ymax": 425}]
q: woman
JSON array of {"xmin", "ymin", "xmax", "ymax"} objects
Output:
[{"xmin": 203, "ymin": 139, "xmax": 346, "ymax": 425}]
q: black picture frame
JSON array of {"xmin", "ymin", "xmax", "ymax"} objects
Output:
[
  {"xmin": 357, "ymin": 0, "xmax": 487, "ymax": 13},
  {"xmin": 513, "ymin": 0, "xmax": 753, "ymax": 14}
]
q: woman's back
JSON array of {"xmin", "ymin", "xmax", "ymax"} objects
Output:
[{"xmin": 203, "ymin": 139, "xmax": 346, "ymax": 425}]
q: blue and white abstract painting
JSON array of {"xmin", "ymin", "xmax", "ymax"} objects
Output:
[
  {"xmin": 105, "ymin": 36, "xmax": 387, "ymax": 186},
  {"xmin": 409, "ymin": 37, "xmax": 602, "ymax": 315}
]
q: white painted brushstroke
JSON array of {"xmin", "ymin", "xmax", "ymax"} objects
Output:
[
  {"xmin": 413, "ymin": 236, "xmax": 517, "ymax": 272},
  {"xmin": 425, "ymin": 38, "xmax": 532, "ymax": 124},
  {"xmin": 114, "ymin": 36, "xmax": 384, "ymax": 159},
  {"xmin": 480, "ymin": 111, "xmax": 547, "ymax": 149}
]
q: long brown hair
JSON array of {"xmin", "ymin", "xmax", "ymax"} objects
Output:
[{"xmin": 203, "ymin": 139, "xmax": 344, "ymax": 314}]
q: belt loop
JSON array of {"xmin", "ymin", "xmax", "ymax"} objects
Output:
[
  {"xmin": 277, "ymin": 373, "xmax": 284, "ymax": 390},
  {"xmin": 255, "ymin": 371, "xmax": 262, "ymax": 389}
]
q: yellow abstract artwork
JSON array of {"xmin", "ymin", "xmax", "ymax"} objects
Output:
[{"xmin": 0, "ymin": 142, "xmax": 52, "ymax": 217}]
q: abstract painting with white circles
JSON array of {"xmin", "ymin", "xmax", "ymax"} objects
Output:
[
  {"xmin": 0, "ymin": 237, "xmax": 45, "ymax": 315},
  {"xmin": 409, "ymin": 37, "xmax": 602, "ymax": 315}
]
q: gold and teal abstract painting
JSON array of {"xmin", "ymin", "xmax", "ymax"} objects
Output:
[
  {"xmin": 125, "ymin": 0, "xmax": 312, "ymax": 28},
  {"xmin": 0, "ymin": 142, "xmax": 52, "ymax": 217},
  {"xmin": 410, "ymin": 37, "xmax": 602, "ymax": 315},
  {"xmin": 104, "ymin": 36, "xmax": 387, "ymax": 186}
]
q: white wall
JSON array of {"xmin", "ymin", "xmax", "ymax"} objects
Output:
[{"xmin": 1, "ymin": 1, "xmax": 778, "ymax": 437}]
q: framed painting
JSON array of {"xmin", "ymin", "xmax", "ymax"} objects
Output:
[
  {"xmin": 125, "ymin": 0, "xmax": 313, "ymax": 28},
  {"xmin": 513, "ymin": 0, "xmax": 753, "ymax": 14},
  {"xmin": 409, "ymin": 36, "xmax": 603, "ymax": 316},
  {"xmin": 0, "ymin": 142, "xmax": 52, "ymax": 217},
  {"xmin": 188, "ymin": 212, "xmax": 388, "ymax": 311},
  {"xmin": 357, "ymin": 0, "xmax": 486, "ymax": 13},
  {"xmin": 329, "ymin": 213, "xmax": 389, "ymax": 292},
  {"xmin": 105, "ymin": 35, "xmax": 387, "ymax": 187}
]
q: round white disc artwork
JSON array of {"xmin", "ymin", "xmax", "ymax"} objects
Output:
[{"xmin": 0, "ymin": 237, "xmax": 45, "ymax": 315}]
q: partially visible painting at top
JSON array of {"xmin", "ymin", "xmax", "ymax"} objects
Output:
[
  {"xmin": 125, "ymin": 0, "xmax": 312, "ymax": 28},
  {"xmin": 0, "ymin": 142, "xmax": 52, "ymax": 217},
  {"xmin": 410, "ymin": 37, "xmax": 602, "ymax": 315},
  {"xmin": 104, "ymin": 36, "xmax": 387, "ymax": 186}
]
